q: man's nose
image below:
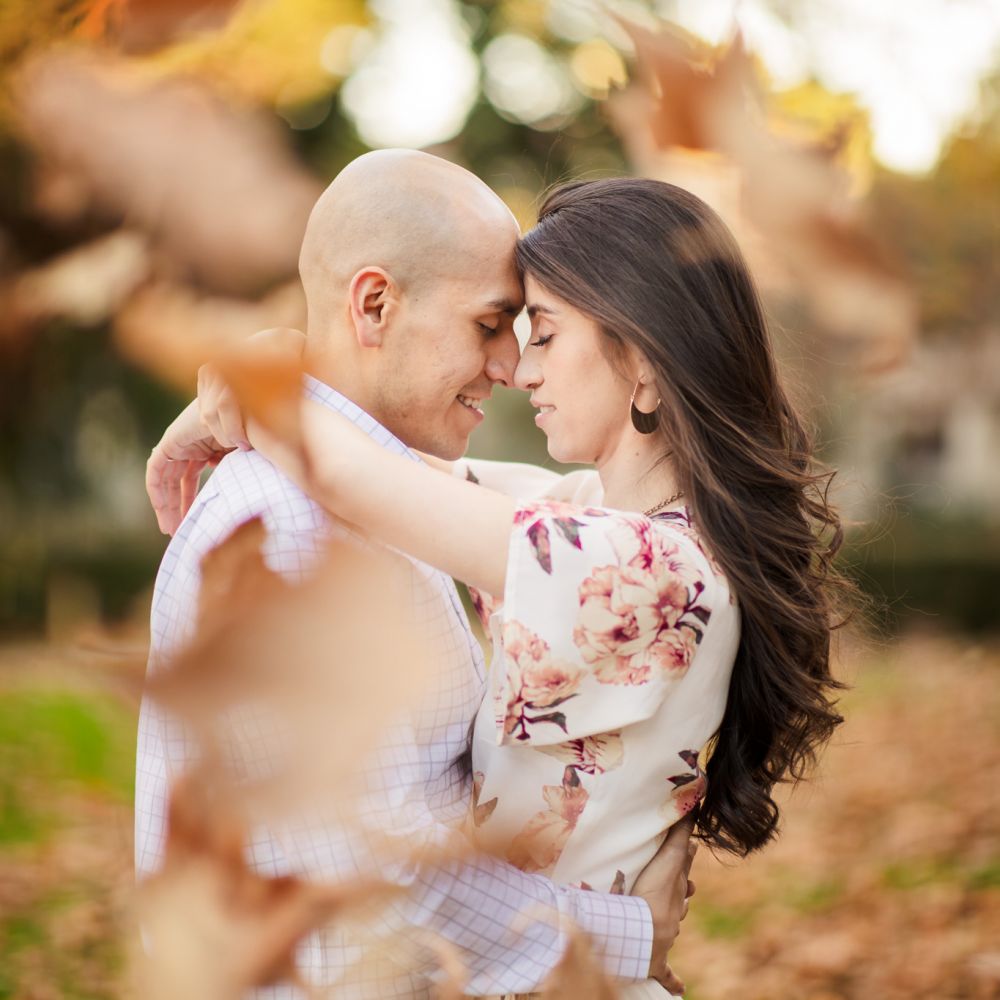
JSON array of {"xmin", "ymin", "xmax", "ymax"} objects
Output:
[{"xmin": 484, "ymin": 328, "xmax": 521, "ymax": 387}]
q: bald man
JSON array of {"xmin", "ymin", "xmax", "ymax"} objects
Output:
[{"xmin": 136, "ymin": 151, "xmax": 691, "ymax": 998}]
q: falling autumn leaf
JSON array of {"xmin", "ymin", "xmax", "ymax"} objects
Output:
[
  {"xmin": 133, "ymin": 770, "xmax": 402, "ymax": 1000},
  {"xmin": 12, "ymin": 49, "xmax": 321, "ymax": 296},
  {"xmin": 608, "ymin": 19, "xmax": 916, "ymax": 370},
  {"xmin": 148, "ymin": 516, "xmax": 437, "ymax": 829},
  {"xmin": 541, "ymin": 927, "xmax": 620, "ymax": 1000}
]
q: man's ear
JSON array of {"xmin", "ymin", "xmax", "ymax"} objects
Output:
[{"xmin": 348, "ymin": 267, "xmax": 398, "ymax": 348}]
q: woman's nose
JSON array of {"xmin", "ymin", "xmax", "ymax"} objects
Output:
[{"xmin": 514, "ymin": 352, "xmax": 541, "ymax": 392}]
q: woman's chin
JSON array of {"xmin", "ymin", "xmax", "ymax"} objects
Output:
[{"xmin": 545, "ymin": 438, "xmax": 576, "ymax": 465}]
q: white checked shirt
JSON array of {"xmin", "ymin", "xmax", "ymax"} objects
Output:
[{"xmin": 135, "ymin": 377, "xmax": 653, "ymax": 997}]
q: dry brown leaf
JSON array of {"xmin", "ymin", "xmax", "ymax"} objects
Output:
[
  {"xmin": 541, "ymin": 926, "xmax": 620, "ymax": 999},
  {"xmin": 12, "ymin": 49, "xmax": 320, "ymax": 296},
  {"xmin": 114, "ymin": 276, "xmax": 305, "ymax": 386},
  {"xmin": 75, "ymin": 0, "xmax": 241, "ymax": 53},
  {"xmin": 608, "ymin": 20, "xmax": 916, "ymax": 371},
  {"xmin": 133, "ymin": 771, "xmax": 402, "ymax": 1000},
  {"xmin": 148, "ymin": 515, "xmax": 436, "ymax": 828}
]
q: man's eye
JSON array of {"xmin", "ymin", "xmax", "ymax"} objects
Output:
[
  {"xmin": 529, "ymin": 334, "xmax": 553, "ymax": 347},
  {"xmin": 477, "ymin": 322, "xmax": 498, "ymax": 335}
]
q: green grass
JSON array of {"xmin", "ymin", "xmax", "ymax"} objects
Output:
[
  {"xmin": 694, "ymin": 901, "xmax": 757, "ymax": 939},
  {"xmin": 881, "ymin": 856, "xmax": 1000, "ymax": 892},
  {"xmin": 0, "ymin": 688, "xmax": 135, "ymax": 844},
  {"xmin": 0, "ymin": 686, "xmax": 134, "ymax": 999}
]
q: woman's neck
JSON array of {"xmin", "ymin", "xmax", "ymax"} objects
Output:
[{"xmin": 597, "ymin": 434, "xmax": 682, "ymax": 515}]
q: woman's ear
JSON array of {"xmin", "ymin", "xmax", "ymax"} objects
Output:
[{"xmin": 348, "ymin": 267, "xmax": 398, "ymax": 348}]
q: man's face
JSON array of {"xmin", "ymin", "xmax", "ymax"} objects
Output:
[{"xmin": 374, "ymin": 245, "xmax": 523, "ymax": 459}]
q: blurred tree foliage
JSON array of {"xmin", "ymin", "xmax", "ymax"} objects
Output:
[{"xmin": 0, "ymin": 0, "xmax": 997, "ymax": 634}]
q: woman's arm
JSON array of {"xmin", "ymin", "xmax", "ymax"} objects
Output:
[{"xmin": 251, "ymin": 400, "xmax": 515, "ymax": 597}]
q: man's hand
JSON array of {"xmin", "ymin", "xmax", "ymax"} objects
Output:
[
  {"xmin": 146, "ymin": 399, "xmax": 231, "ymax": 535},
  {"xmin": 633, "ymin": 814, "xmax": 698, "ymax": 995}
]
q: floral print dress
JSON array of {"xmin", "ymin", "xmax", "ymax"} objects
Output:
[{"xmin": 458, "ymin": 461, "xmax": 740, "ymax": 991}]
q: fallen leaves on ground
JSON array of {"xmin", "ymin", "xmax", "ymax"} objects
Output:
[
  {"xmin": 669, "ymin": 631, "xmax": 1000, "ymax": 1000},
  {"xmin": 2, "ymin": 631, "xmax": 998, "ymax": 998}
]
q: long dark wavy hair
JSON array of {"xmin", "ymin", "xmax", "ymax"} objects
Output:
[{"xmin": 516, "ymin": 177, "xmax": 850, "ymax": 857}]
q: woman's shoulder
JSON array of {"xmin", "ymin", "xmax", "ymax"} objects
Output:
[{"xmin": 513, "ymin": 499, "xmax": 728, "ymax": 589}]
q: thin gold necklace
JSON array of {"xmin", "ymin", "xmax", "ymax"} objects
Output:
[{"xmin": 643, "ymin": 490, "xmax": 685, "ymax": 517}]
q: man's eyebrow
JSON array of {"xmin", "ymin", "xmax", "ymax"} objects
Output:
[{"xmin": 484, "ymin": 297, "xmax": 522, "ymax": 317}]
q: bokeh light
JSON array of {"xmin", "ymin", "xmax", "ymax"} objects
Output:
[{"xmin": 340, "ymin": 0, "xmax": 479, "ymax": 148}]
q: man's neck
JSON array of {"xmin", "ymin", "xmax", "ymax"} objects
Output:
[{"xmin": 303, "ymin": 338, "xmax": 378, "ymax": 421}]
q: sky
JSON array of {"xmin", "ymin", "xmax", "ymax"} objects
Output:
[{"xmin": 332, "ymin": 0, "xmax": 1000, "ymax": 174}]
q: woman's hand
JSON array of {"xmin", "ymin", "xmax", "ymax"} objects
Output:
[
  {"xmin": 146, "ymin": 400, "xmax": 231, "ymax": 535},
  {"xmin": 146, "ymin": 328, "xmax": 306, "ymax": 535},
  {"xmin": 198, "ymin": 326, "xmax": 306, "ymax": 450}
]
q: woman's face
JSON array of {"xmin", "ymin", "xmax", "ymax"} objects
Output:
[{"xmin": 514, "ymin": 275, "xmax": 637, "ymax": 466}]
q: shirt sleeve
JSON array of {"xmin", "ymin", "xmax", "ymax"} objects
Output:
[
  {"xmin": 273, "ymin": 717, "xmax": 654, "ymax": 994},
  {"xmin": 492, "ymin": 500, "xmax": 716, "ymax": 747}
]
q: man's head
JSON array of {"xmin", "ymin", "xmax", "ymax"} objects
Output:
[{"xmin": 298, "ymin": 149, "xmax": 522, "ymax": 459}]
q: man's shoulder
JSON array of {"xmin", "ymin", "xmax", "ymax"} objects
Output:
[{"xmin": 201, "ymin": 449, "xmax": 328, "ymax": 536}]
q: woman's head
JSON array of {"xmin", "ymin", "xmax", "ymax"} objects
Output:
[
  {"xmin": 517, "ymin": 178, "xmax": 849, "ymax": 857},
  {"xmin": 515, "ymin": 178, "xmax": 780, "ymax": 470}
]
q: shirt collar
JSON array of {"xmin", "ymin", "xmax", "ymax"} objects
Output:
[{"xmin": 302, "ymin": 375, "xmax": 422, "ymax": 464}]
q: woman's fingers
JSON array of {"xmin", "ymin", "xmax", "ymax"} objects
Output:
[
  {"xmin": 147, "ymin": 450, "xmax": 189, "ymax": 535},
  {"xmin": 198, "ymin": 364, "xmax": 249, "ymax": 449},
  {"xmin": 146, "ymin": 399, "xmax": 233, "ymax": 534}
]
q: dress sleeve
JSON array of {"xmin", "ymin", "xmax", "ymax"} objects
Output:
[
  {"xmin": 490, "ymin": 499, "xmax": 717, "ymax": 747},
  {"xmin": 455, "ymin": 458, "xmax": 603, "ymax": 505}
]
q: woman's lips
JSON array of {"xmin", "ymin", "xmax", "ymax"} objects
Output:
[{"xmin": 534, "ymin": 405, "xmax": 555, "ymax": 426}]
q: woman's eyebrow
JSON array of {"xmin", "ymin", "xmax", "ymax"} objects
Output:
[{"xmin": 526, "ymin": 303, "xmax": 557, "ymax": 319}]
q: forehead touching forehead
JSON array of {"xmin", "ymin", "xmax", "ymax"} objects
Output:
[{"xmin": 299, "ymin": 149, "xmax": 520, "ymax": 320}]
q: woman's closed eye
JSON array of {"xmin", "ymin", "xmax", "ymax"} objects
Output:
[{"xmin": 529, "ymin": 334, "xmax": 553, "ymax": 348}]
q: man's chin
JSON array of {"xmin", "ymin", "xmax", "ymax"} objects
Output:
[{"xmin": 412, "ymin": 430, "xmax": 470, "ymax": 463}]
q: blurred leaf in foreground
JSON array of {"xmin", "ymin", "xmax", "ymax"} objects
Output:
[
  {"xmin": 148, "ymin": 516, "xmax": 434, "ymax": 826},
  {"xmin": 133, "ymin": 771, "xmax": 400, "ymax": 1000},
  {"xmin": 12, "ymin": 49, "xmax": 320, "ymax": 296},
  {"xmin": 609, "ymin": 20, "xmax": 916, "ymax": 371}
]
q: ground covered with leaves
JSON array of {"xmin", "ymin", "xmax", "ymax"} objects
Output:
[{"xmin": 0, "ymin": 629, "xmax": 997, "ymax": 999}]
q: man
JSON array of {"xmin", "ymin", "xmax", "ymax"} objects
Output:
[{"xmin": 139, "ymin": 149, "xmax": 693, "ymax": 997}]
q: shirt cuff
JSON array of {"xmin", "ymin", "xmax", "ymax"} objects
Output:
[{"xmin": 563, "ymin": 888, "xmax": 653, "ymax": 982}]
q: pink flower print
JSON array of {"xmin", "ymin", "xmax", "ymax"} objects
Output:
[
  {"xmin": 467, "ymin": 585, "xmax": 500, "ymax": 631},
  {"xmin": 539, "ymin": 732, "xmax": 625, "ymax": 775},
  {"xmin": 501, "ymin": 620, "xmax": 584, "ymax": 740},
  {"xmin": 507, "ymin": 766, "xmax": 590, "ymax": 874},
  {"xmin": 527, "ymin": 520, "xmax": 552, "ymax": 574},
  {"xmin": 664, "ymin": 749, "xmax": 707, "ymax": 818},
  {"xmin": 668, "ymin": 772, "xmax": 707, "ymax": 816},
  {"xmin": 574, "ymin": 518, "xmax": 708, "ymax": 686},
  {"xmin": 470, "ymin": 771, "xmax": 498, "ymax": 828},
  {"xmin": 652, "ymin": 624, "xmax": 699, "ymax": 675},
  {"xmin": 521, "ymin": 661, "xmax": 583, "ymax": 707}
]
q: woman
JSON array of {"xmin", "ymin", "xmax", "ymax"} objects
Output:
[{"xmin": 153, "ymin": 178, "xmax": 847, "ymax": 995}]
